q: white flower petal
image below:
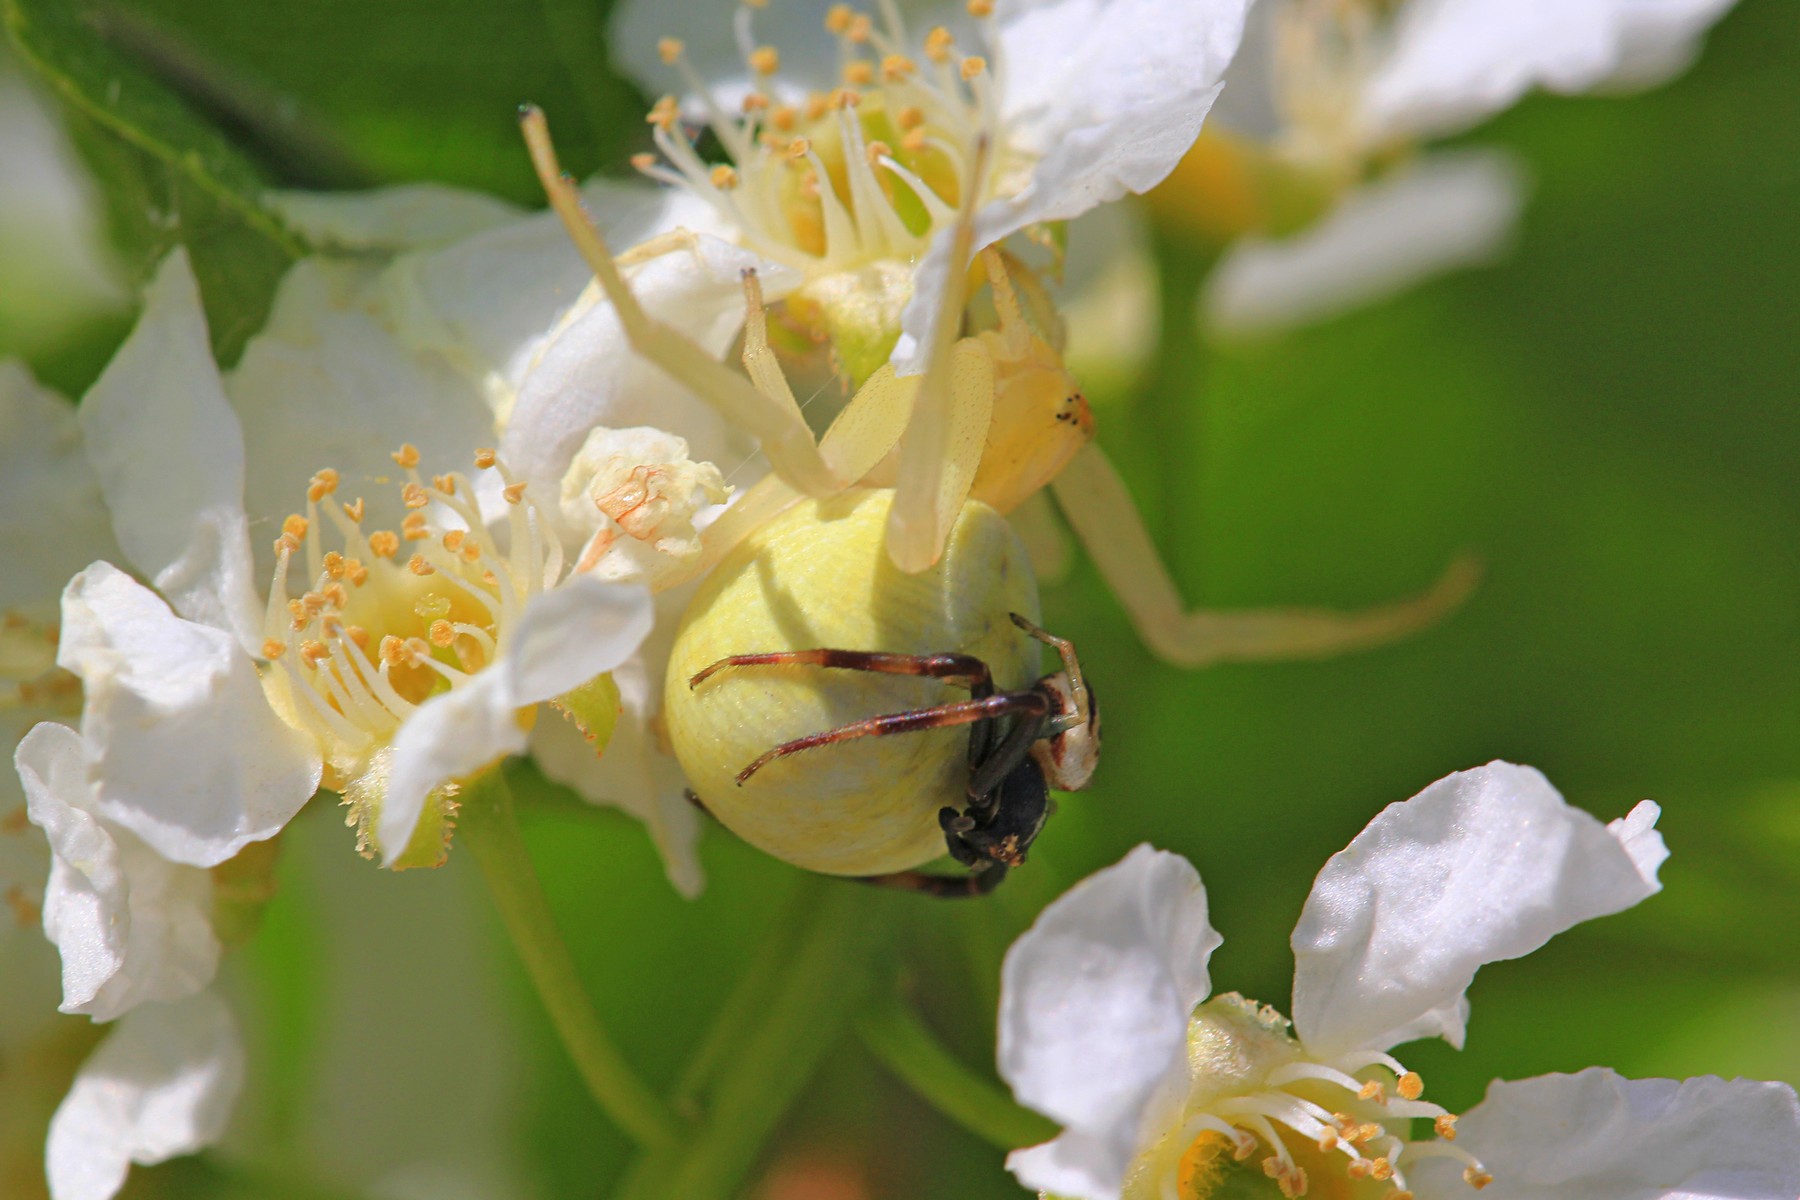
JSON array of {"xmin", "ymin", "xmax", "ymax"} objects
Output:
[
  {"xmin": 46, "ymin": 991, "xmax": 243, "ymax": 1200},
  {"xmin": 1409, "ymin": 1069, "xmax": 1800, "ymax": 1200},
  {"xmin": 18, "ymin": 723, "xmax": 219, "ymax": 1022},
  {"xmin": 377, "ymin": 672, "xmax": 516, "ymax": 868},
  {"xmin": 610, "ymin": 0, "xmax": 864, "ymax": 110},
  {"xmin": 270, "ymin": 183, "xmax": 525, "ymax": 251},
  {"xmin": 1608, "ymin": 798, "xmax": 1670, "ymax": 884},
  {"xmin": 998, "ymin": 845, "xmax": 1219, "ymax": 1166},
  {"xmin": 1007, "ymin": 1128, "xmax": 1135, "ymax": 1200},
  {"xmin": 502, "ymin": 233, "xmax": 782, "ymax": 498},
  {"xmin": 78, "ymin": 250, "xmax": 261, "ymax": 650},
  {"xmin": 530, "ymin": 609, "xmax": 703, "ymax": 896},
  {"xmin": 1290, "ymin": 762, "xmax": 1666, "ymax": 1057},
  {"xmin": 0, "ymin": 361, "xmax": 120, "ymax": 612},
  {"xmin": 225, "ymin": 257, "xmax": 500, "ymax": 551},
  {"xmin": 1366, "ymin": 0, "xmax": 1740, "ymax": 141},
  {"xmin": 503, "ymin": 575, "xmax": 654, "ymax": 706},
  {"xmin": 1205, "ymin": 151, "xmax": 1527, "ymax": 337},
  {"xmin": 57, "ymin": 563, "xmax": 320, "ymax": 868},
  {"xmin": 896, "ymin": 0, "xmax": 1250, "ymax": 372}
]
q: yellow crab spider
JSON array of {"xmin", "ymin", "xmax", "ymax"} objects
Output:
[{"xmin": 520, "ymin": 108, "xmax": 1474, "ymax": 669}]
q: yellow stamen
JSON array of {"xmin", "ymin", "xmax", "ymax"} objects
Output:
[
  {"xmin": 391, "ymin": 443, "xmax": 421, "ymax": 469},
  {"xmin": 749, "ymin": 45, "xmax": 779, "ymax": 75}
]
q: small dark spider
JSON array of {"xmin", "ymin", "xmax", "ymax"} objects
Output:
[{"xmin": 687, "ymin": 613, "xmax": 1100, "ymax": 897}]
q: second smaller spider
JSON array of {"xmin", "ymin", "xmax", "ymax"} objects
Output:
[{"xmin": 689, "ymin": 613, "xmax": 1100, "ymax": 897}]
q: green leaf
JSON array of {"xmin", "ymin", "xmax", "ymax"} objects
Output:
[{"xmin": 3, "ymin": 0, "xmax": 300, "ymax": 363}]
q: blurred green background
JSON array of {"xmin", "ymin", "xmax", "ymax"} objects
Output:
[{"xmin": 4, "ymin": 0, "xmax": 1797, "ymax": 1196}]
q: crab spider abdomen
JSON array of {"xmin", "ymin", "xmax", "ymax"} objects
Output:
[{"xmin": 665, "ymin": 488, "xmax": 1039, "ymax": 876}]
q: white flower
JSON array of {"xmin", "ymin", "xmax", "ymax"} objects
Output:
[
  {"xmin": 45, "ymin": 991, "xmax": 243, "ymax": 1200},
  {"xmin": 1201, "ymin": 0, "xmax": 1738, "ymax": 333},
  {"xmin": 595, "ymin": 0, "xmax": 1251, "ymax": 373},
  {"xmin": 61, "ymin": 247, "xmax": 655, "ymax": 871},
  {"xmin": 998, "ymin": 762, "xmax": 1800, "ymax": 1200},
  {"xmin": 559, "ymin": 425, "xmax": 731, "ymax": 587}
]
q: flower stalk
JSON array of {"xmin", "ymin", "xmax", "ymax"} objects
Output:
[
  {"xmin": 856, "ymin": 994, "xmax": 1058, "ymax": 1152},
  {"xmin": 458, "ymin": 768, "xmax": 682, "ymax": 1148}
]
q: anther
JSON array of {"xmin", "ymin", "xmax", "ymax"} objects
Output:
[
  {"xmin": 283, "ymin": 514, "xmax": 309, "ymax": 540},
  {"xmin": 648, "ymin": 95, "xmax": 681, "ymax": 129},
  {"xmin": 1435, "ymin": 1114, "xmax": 1458, "ymax": 1140},
  {"xmin": 502, "ymin": 481, "xmax": 528, "ymax": 504},
  {"xmin": 711, "ymin": 164, "xmax": 741, "ymax": 189},
  {"xmin": 402, "ymin": 482, "xmax": 430, "ymax": 509},
  {"xmin": 344, "ymin": 558, "xmax": 368, "ymax": 586},
  {"xmin": 1231, "ymin": 1131, "xmax": 1257, "ymax": 1162},
  {"xmin": 657, "ymin": 36, "xmax": 684, "ymax": 64},
  {"xmin": 407, "ymin": 554, "xmax": 436, "ymax": 576},
  {"xmin": 391, "ymin": 443, "xmax": 421, "ymax": 469},
  {"xmin": 844, "ymin": 61, "xmax": 874, "ymax": 86},
  {"xmin": 901, "ymin": 127, "xmax": 928, "ymax": 153},
  {"xmin": 308, "ymin": 468, "xmax": 340, "ymax": 501},
  {"xmin": 1397, "ymin": 1072, "xmax": 1424, "ymax": 1101},
  {"xmin": 442, "ymin": 529, "xmax": 466, "ymax": 552},
  {"xmin": 741, "ymin": 92, "xmax": 770, "ymax": 113},
  {"xmin": 262, "ymin": 638, "xmax": 286, "ymax": 660},
  {"xmin": 787, "ymin": 137, "xmax": 813, "ymax": 161},
  {"xmin": 924, "ymin": 26, "xmax": 954, "ymax": 62},
  {"xmin": 287, "ymin": 599, "xmax": 308, "ymax": 629},
  {"xmin": 631, "ymin": 152, "xmax": 657, "ymax": 171},
  {"xmin": 379, "ymin": 635, "xmax": 406, "ymax": 665},
  {"xmin": 770, "ymin": 104, "xmax": 798, "ymax": 130},
  {"xmin": 960, "ymin": 54, "xmax": 988, "ymax": 80},
  {"xmin": 845, "ymin": 12, "xmax": 872, "ymax": 41},
  {"xmin": 1370, "ymin": 1158, "xmax": 1393, "ymax": 1181},
  {"xmin": 897, "ymin": 105, "xmax": 925, "ymax": 129},
  {"xmin": 865, "ymin": 139, "xmax": 892, "ymax": 165},
  {"xmin": 1358, "ymin": 1080, "xmax": 1385, "ymax": 1102},
  {"xmin": 323, "ymin": 551, "xmax": 346, "ymax": 579},
  {"xmin": 1385, "ymin": 1191, "xmax": 1414, "ymax": 1200},
  {"xmin": 343, "ymin": 497, "xmax": 365, "ymax": 523},
  {"xmin": 300, "ymin": 640, "xmax": 330, "ymax": 667},
  {"xmin": 825, "ymin": 3, "xmax": 853, "ymax": 34},
  {"xmin": 460, "ymin": 542, "xmax": 482, "ymax": 563},
  {"xmin": 968, "ymin": 0, "xmax": 994, "ymax": 13},
  {"xmin": 301, "ymin": 591, "xmax": 328, "ymax": 617},
  {"xmin": 274, "ymin": 533, "xmax": 300, "ymax": 556},
  {"xmin": 402, "ymin": 513, "xmax": 430, "ymax": 541},
  {"xmin": 474, "ymin": 448, "xmax": 497, "ymax": 469},
  {"xmin": 881, "ymin": 54, "xmax": 915, "ymax": 82},
  {"xmin": 322, "ymin": 583, "xmax": 348, "ymax": 609},
  {"xmin": 429, "ymin": 619, "xmax": 456, "ymax": 648},
  {"xmin": 369, "ymin": 531, "xmax": 400, "ymax": 559},
  {"xmin": 804, "ymin": 93, "xmax": 831, "ymax": 121},
  {"xmin": 431, "ymin": 473, "xmax": 456, "ymax": 495},
  {"xmin": 748, "ymin": 45, "xmax": 779, "ymax": 74},
  {"xmin": 1348, "ymin": 1160, "xmax": 1371, "ymax": 1179},
  {"xmin": 1462, "ymin": 1168, "xmax": 1492, "ymax": 1190}
]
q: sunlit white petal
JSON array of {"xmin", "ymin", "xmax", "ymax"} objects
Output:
[
  {"xmin": 1290, "ymin": 761, "xmax": 1665, "ymax": 1057},
  {"xmin": 57, "ymin": 563, "xmax": 320, "ymax": 868},
  {"xmin": 78, "ymin": 250, "xmax": 261, "ymax": 649},
  {"xmin": 1408, "ymin": 1069, "xmax": 1800, "ymax": 1200},
  {"xmin": 1000, "ymin": 845, "xmax": 1218, "ymax": 1149}
]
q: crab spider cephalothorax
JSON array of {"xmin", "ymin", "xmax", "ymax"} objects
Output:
[{"xmin": 521, "ymin": 107, "xmax": 1476, "ymax": 670}]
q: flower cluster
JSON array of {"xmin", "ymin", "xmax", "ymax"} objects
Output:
[{"xmin": 3, "ymin": 1, "xmax": 1792, "ymax": 1199}]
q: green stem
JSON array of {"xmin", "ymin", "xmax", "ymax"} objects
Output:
[
  {"xmin": 610, "ymin": 883, "xmax": 885, "ymax": 1200},
  {"xmin": 459, "ymin": 770, "xmax": 683, "ymax": 1149},
  {"xmin": 855, "ymin": 995, "xmax": 1058, "ymax": 1151}
]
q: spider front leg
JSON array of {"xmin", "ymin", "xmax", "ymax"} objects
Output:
[
  {"xmin": 520, "ymin": 106, "xmax": 836, "ymax": 496},
  {"xmin": 1051, "ymin": 443, "xmax": 1479, "ymax": 668}
]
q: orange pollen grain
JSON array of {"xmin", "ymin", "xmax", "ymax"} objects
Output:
[
  {"xmin": 925, "ymin": 27, "xmax": 954, "ymax": 62},
  {"xmin": 344, "ymin": 558, "xmax": 368, "ymax": 586},
  {"xmin": 843, "ymin": 61, "xmax": 874, "ymax": 86},
  {"xmin": 502, "ymin": 481, "xmax": 528, "ymax": 504},
  {"xmin": 882, "ymin": 54, "xmax": 916, "ymax": 82},
  {"xmin": 1397, "ymin": 1072, "xmax": 1424, "ymax": 1101},
  {"xmin": 431, "ymin": 473, "xmax": 456, "ymax": 495},
  {"xmin": 282, "ymin": 514, "xmax": 309, "ymax": 539},
  {"xmin": 442, "ymin": 529, "xmax": 466, "ymax": 552},
  {"xmin": 391, "ymin": 443, "xmax": 421, "ymax": 469},
  {"xmin": 429, "ymin": 619, "xmax": 456, "ymax": 647},
  {"xmin": 323, "ymin": 551, "xmax": 346, "ymax": 579},
  {"xmin": 897, "ymin": 105, "xmax": 925, "ymax": 129},
  {"xmin": 846, "ymin": 13, "xmax": 872, "ymax": 41},
  {"xmin": 770, "ymin": 105, "xmax": 798, "ymax": 130},
  {"xmin": 402, "ymin": 482, "xmax": 430, "ymax": 509},
  {"xmin": 824, "ymin": 4, "xmax": 853, "ymax": 33},
  {"xmin": 407, "ymin": 554, "xmax": 435, "ymax": 576},
  {"xmin": 262, "ymin": 638, "xmax": 286, "ymax": 660},
  {"xmin": 749, "ymin": 45, "xmax": 779, "ymax": 74},
  {"xmin": 968, "ymin": 0, "xmax": 994, "ymax": 14},
  {"xmin": 369, "ymin": 531, "xmax": 400, "ymax": 559},
  {"xmin": 343, "ymin": 497, "xmax": 365, "ymax": 523},
  {"xmin": 300, "ymin": 640, "xmax": 330, "ymax": 667},
  {"xmin": 1434, "ymin": 1115, "xmax": 1457, "ymax": 1140},
  {"xmin": 711, "ymin": 164, "xmax": 740, "ymax": 189},
  {"xmin": 474, "ymin": 448, "xmax": 497, "ymax": 469},
  {"xmin": 865, "ymin": 139, "xmax": 891, "ymax": 165},
  {"xmin": 960, "ymin": 55, "xmax": 987, "ymax": 80},
  {"xmin": 307, "ymin": 468, "xmax": 340, "ymax": 501}
]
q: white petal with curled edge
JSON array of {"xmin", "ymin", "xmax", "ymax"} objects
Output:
[
  {"xmin": 18, "ymin": 723, "xmax": 220, "ymax": 1022},
  {"xmin": 1290, "ymin": 762, "xmax": 1666, "ymax": 1058},
  {"xmin": 501, "ymin": 234, "xmax": 784, "ymax": 501},
  {"xmin": 0, "ymin": 362, "xmax": 121, "ymax": 613},
  {"xmin": 530, "ymin": 606, "xmax": 703, "ymax": 897},
  {"xmin": 894, "ymin": 0, "xmax": 1251, "ymax": 373},
  {"xmin": 46, "ymin": 991, "xmax": 244, "ymax": 1200},
  {"xmin": 1007, "ymin": 1127, "xmax": 1135, "ymax": 1200},
  {"xmin": 78, "ymin": 249, "xmax": 261, "ymax": 650},
  {"xmin": 1365, "ymin": 0, "xmax": 1740, "ymax": 141},
  {"xmin": 378, "ymin": 576, "xmax": 652, "ymax": 863},
  {"xmin": 1608, "ymin": 799, "xmax": 1670, "ymax": 884},
  {"xmin": 502, "ymin": 576, "xmax": 654, "ymax": 706},
  {"xmin": 1205, "ymin": 151, "xmax": 1526, "ymax": 338},
  {"xmin": 57, "ymin": 562, "xmax": 321, "ymax": 868},
  {"xmin": 998, "ymin": 845, "xmax": 1219, "ymax": 1184},
  {"xmin": 1408, "ymin": 1069, "xmax": 1800, "ymax": 1200}
]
